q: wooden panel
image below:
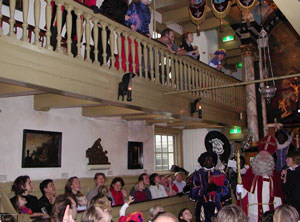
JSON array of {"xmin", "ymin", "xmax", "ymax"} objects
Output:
[{"xmin": 82, "ymin": 106, "xmax": 145, "ymax": 117}]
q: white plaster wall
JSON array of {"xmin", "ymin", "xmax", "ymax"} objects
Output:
[
  {"xmin": 0, "ymin": 96, "xmax": 154, "ymax": 182},
  {"xmin": 182, "ymin": 128, "xmax": 221, "ymax": 174},
  {"xmin": 192, "ymin": 30, "xmax": 219, "ymax": 64}
]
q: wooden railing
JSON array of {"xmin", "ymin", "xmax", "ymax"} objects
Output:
[{"xmin": 0, "ymin": 0, "xmax": 245, "ymax": 111}]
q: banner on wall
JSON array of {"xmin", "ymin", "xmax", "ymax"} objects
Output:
[
  {"xmin": 188, "ymin": 0, "xmax": 209, "ymax": 34},
  {"xmin": 236, "ymin": 0, "xmax": 258, "ymax": 21},
  {"xmin": 211, "ymin": 0, "xmax": 232, "ymax": 19}
]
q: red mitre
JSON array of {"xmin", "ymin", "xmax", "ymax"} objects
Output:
[{"xmin": 258, "ymin": 135, "xmax": 277, "ymax": 155}]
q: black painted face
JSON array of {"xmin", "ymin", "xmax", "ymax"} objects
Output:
[
  {"xmin": 203, "ymin": 156, "xmax": 214, "ymax": 169},
  {"xmin": 277, "ymin": 133, "xmax": 287, "ymax": 144}
]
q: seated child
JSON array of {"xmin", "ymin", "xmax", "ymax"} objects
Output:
[
  {"xmin": 178, "ymin": 208, "xmax": 193, "ymax": 222},
  {"xmin": 76, "ymin": 192, "xmax": 88, "ymax": 212},
  {"xmin": 13, "ymin": 195, "xmax": 32, "ymax": 215}
]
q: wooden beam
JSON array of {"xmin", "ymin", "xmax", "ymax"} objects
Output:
[
  {"xmin": 82, "ymin": 106, "xmax": 145, "ymax": 117},
  {"xmin": 34, "ymin": 94, "xmax": 100, "ymax": 111},
  {"xmin": 0, "ymin": 83, "xmax": 43, "ymax": 97},
  {"xmin": 146, "ymin": 118, "xmax": 182, "ymax": 125},
  {"xmin": 167, "ymin": 121, "xmax": 223, "ymax": 128},
  {"xmin": 154, "ymin": 0, "xmax": 184, "ymax": 9},
  {"xmin": 122, "ymin": 114, "xmax": 167, "ymax": 121},
  {"xmin": 183, "ymin": 17, "xmax": 229, "ymax": 33},
  {"xmin": 162, "ymin": 7, "xmax": 189, "ymax": 25}
]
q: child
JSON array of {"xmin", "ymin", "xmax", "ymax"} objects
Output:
[
  {"xmin": 178, "ymin": 208, "xmax": 193, "ymax": 222},
  {"xmin": 119, "ymin": 196, "xmax": 144, "ymax": 222},
  {"xmin": 124, "ymin": 0, "xmax": 152, "ymax": 36},
  {"xmin": 13, "ymin": 195, "xmax": 32, "ymax": 215},
  {"xmin": 76, "ymin": 192, "xmax": 88, "ymax": 211}
]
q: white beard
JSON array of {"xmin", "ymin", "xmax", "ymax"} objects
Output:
[{"xmin": 251, "ymin": 151, "xmax": 275, "ymax": 176}]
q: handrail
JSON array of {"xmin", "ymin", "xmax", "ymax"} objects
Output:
[{"xmin": 0, "ymin": 0, "xmax": 246, "ymax": 112}]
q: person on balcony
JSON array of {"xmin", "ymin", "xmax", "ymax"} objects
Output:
[
  {"xmin": 157, "ymin": 29, "xmax": 187, "ymax": 56},
  {"xmin": 180, "ymin": 32, "xmax": 200, "ymax": 60},
  {"xmin": 149, "ymin": 173, "xmax": 168, "ymax": 199},
  {"xmin": 90, "ymin": 0, "xmax": 128, "ymax": 65},
  {"xmin": 124, "ymin": 0, "xmax": 152, "ymax": 37},
  {"xmin": 36, "ymin": 179, "xmax": 56, "ymax": 214},
  {"xmin": 108, "ymin": 177, "xmax": 128, "ymax": 206},
  {"xmin": 208, "ymin": 49, "xmax": 226, "ymax": 71}
]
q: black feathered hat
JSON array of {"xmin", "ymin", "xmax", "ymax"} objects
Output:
[
  {"xmin": 205, "ymin": 131, "xmax": 231, "ymax": 163},
  {"xmin": 198, "ymin": 151, "xmax": 218, "ymax": 167}
]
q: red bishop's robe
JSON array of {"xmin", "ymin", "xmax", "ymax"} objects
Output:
[{"xmin": 239, "ymin": 167, "xmax": 285, "ymax": 222}]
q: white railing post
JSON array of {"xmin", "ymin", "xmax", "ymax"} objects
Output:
[
  {"xmin": 0, "ymin": 0, "xmax": 3, "ymax": 36},
  {"xmin": 75, "ymin": 9, "xmax": 83, "ymax": 59},
  {"xmin": 93, "ymin": 18, "xmax": 99, "ymax": 65},
  {"xmin": 100, "ymin": 21, "xmax": 107, "ymax": 66},
  {"xmin": 45, "ymin": 0, "xmax": 52, "ymax": 49},
  {"xmin": 8, "ymin": 0, "xmax": 16, "ymax": 36},
  {"xmin": 34, "ymin": 0, "xmax": 41, "ymax": 46},
  {"xmin": 85, "ymin": 14, "xmax": 92, "ymax": 62},
  {"xmin": 66, "ymin": 4, "xmax": 73, "ymax": 56},
  {"xmin": 22, "ymin": 0, "xmax": 29, "ymax": 41},
  {"xmin": 55, "ymin": 0, "xmax": 63, "ymax": 52}
]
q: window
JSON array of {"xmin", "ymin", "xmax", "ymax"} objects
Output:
[
  {"xmin": 154, "ymin": 127, "xmax": 183, "ymax": 172},
  {"xmin": 155, "ymin": 134, "xmax": 175, "ymax": 171}
]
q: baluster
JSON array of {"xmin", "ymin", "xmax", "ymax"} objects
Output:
[
  {"xmin": 45, "ymin": 0, "xmax": 52, "ymax": 49},
  {"xmin": 34, "ymin": 0, "xmax": 40, "ymax": 45},
  {"xmin": 175, "ymin": 58, "xmax": 179, "ymax": 89},
  {"xmin": 0, "ymin": 0, "xmax": 3, "ymax": 36},
  {"xmin": 149, "ymin": 45, "xmax": 154, "ymax": 81},
  {"xmin": 109, "ymin": 26, "xmax": 115, "ymax": 69},
  {"xmin": 187, "ymin": 64, "xmax": 191, "ymax": 92},
  {"xmin": 137, "ymin": 39, "xmax": 142, "ymax": 77},
  {"xmin": 183, "ymin": 61, "xmax": 187, "ymax": 90},
  {"xmin": 101, "ymin": 22, "xmax": 107, "ymax": 66},
  {"xmin": 160, "ymin": 49, "xmax": 165, "ymax": 85},
  {"xmin": 55, "ymin": 0, "xmax": 63, "ymax": 52},
  {"xmin": 154, "ymin": 47, "xmax": 159, "ymax": 84},
  {"xmin": 75, "ymin": 9, "xmax": 83, "ymax": 59},
  {"xmin": 196, "ymin": 68, "xmax": 200, "ymax": 96},
  {"xmin": 85, "ymin": 14, "xmax": 92, "ymax": 62},
  {"xmin": 130, "ymin": 35, "xmax": 136, "ymax": 74},
  {"xmin": 21, "ymin": 0, "xmax": 29, "ymax": 41},
  {"xmin": 123, "ymin": 33, "xmax": 129, "ymax": 71},
  {"xmin": 179, "ymin": 61, "xmax": 183, "ymax": 90},
  {"xmin": 65, "ymin": 5, "xmax": 72, "ymax": 55},
  {"xmin": 191, "ymin": 66, "xmax": 195, "ymax": 95},
  {"xmin": 166, "ymin": 53, "xmax": 170, "ymax": 87},
  {"xmin": 142, "ymin": 42, "xmax": 149, "ymax": 80},
  {"xmin": 170, "ymin": 55, "xmax": 175, "ymax": 89},
  {"xmin": 92, "ymin": 18, "xmax": 99, "ymax": 65},
  {"xmin": 8, "ymin": 0, "xmax": 16, "ymax": 36},
  {"xmin": 117, "ymin": 30, "xmax": 122, "ymax": 70}
]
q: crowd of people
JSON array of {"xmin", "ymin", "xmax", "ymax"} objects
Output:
[
  {"xmin": 5, "ymin": 131, "xmax": 300, "ymax": 222},
  {"xmin": 50, "ymin": 0, "xmax": 227, "ymax": 73},
  {"xmin": 7, "ymin": 172, "xmax": 190, "ymax": 222}
]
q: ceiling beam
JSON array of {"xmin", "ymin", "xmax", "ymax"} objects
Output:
[
  {"xmin": 167, "ymin": 121, "xmax": 223, "ymax": 128},
  {"xmin": 122, "ymin": 114, "xmax": 168, "ymax": 121},
  {"xmin": 183, "ymin": 17, "xmax": 229, "ymax": 33},
  {"xmin": 146, "ymin": 118, "xmax": 182, "ymax": 125},
  {"xmin": 34, "ymin": 94, "xmax": 100, "ymax": 111},
  {"xmin": 0, "ymin": 83, "xmax": 43, "ymax": 98},
  {"xmin": 82, "ymin": 106, "xmax": 145, "ymax": 118},
  {"xmin": 162, "ymin": 7, "xmax": 189, "ymax": 25},
  {"xmin": 154, "ymin": 0, "xmax": 184, "ymax": 9}
]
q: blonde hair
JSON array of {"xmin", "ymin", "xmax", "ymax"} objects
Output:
[
  {"xmin": 82, "ymin": 204, "xmax": 108, "ymax": 222},
  {"xmin": 149, "ymin": 206, "xmax": 165, "ymax": 219},
  {"xmin": 273, "ymin": 205, "xmax": 299, "ymax": 222},
  {"xmin": 216, "ymin": 205, "xmax": 247, "ymax": 222}
]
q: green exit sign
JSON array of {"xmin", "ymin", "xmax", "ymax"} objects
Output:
[
  {"xmin": 222, "ymin": 35, "xmax": 234, "ymax": 42},
  {"xmin": 230, "ymin": 127, "xmax": 242, "ymax": 134},
  {"xmin": 237, "ymin": 61, "xmax": 242, "ymax": 69}
]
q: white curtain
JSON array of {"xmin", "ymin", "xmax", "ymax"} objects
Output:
[{"xmin": 182, "ymin": 128, "xmax": 221, "ymax": 174}]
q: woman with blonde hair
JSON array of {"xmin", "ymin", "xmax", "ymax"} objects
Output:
[
  {"xmin": 216, "ymin": 205, "xmax": 247, "ymax": 222},
  {"xmin": 82, "ymin": 204, "xmax": 112, "ymax": 222},
  {"xmin": 273, "ymin": 205, "xmax": 299, "ymax": 222}
]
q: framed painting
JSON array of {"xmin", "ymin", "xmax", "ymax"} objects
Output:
[
  {"xmin": 22, "ymin": 129, "xmax": 62, "ymax": 168},
  {"xmin": 128, "ymin": 141, "xmax": 143, "ymax": 169}
]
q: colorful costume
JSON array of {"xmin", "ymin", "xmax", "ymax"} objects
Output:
[
  {"xmin": 190, "ymin": 152, "xmax": 230, "ymax": 222},
  {"xmin": 124, "ymin": 2, "xmax": 151, "ymax": 35},
  {"xmin": 275, "ymin": 130, "xmax": 293, "ymax": 172},
  {"xmin": 239, "ymin": 135, "xmax": 285, "ymax": 222}
]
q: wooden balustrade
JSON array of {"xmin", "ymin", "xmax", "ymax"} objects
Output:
[{"xmin": 0, "ymin": 0, "xmax": 245, "ymax": 111}]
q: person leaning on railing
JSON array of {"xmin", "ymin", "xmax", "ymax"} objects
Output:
[{"xmin": 157, "ymin": 29, "xmax": 187, "ymax": 56}]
